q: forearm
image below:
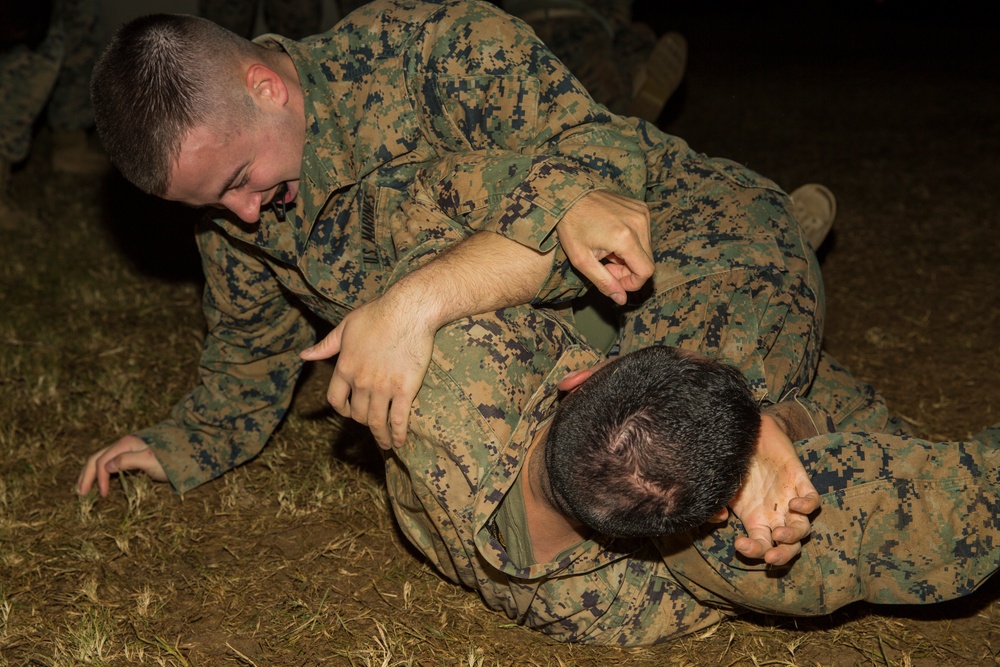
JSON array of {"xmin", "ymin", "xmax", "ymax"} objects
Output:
[{"xmin": 384, "ymin": 230, "xmax": 553, "ymax": 331}]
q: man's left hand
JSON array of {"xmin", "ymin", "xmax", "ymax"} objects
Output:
[
  {"xmin": 300, "ymin": 294, "xmax": 434, "ymax": 449},
  {"xmin": 717, "ymin": 415, "xmax": 821, "ymax": 566}
]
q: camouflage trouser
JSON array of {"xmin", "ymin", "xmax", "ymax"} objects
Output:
[
  {"xmin": 0, "ymin": 0, "xmax": 99, "ymax": 162},
  {"xmin": 662, "ymin": 353, "xmax": 1000, "ymax": 620},
  {"xmin": 199, "ymin": 0, "xmax": 323, "ymax": 38},
  {"xmin": 502, "ymin": 0, "xmax": 654, "ymax": 113}
]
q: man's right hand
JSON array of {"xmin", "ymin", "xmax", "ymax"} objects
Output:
[
  {"xmin": 77, "ymin": 435, "xmax": 167, "ymax": 497},
  {"xmin": 556, "ymin": 191, "xmax": 654, "ymax": 305}
]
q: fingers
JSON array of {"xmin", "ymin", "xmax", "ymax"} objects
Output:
[
  {"xmin": 366, "ymin": 395, "xmax": 392, "ymax": 450},
  {"xmin": 573, "ymin": 254, "xmax": 627, "ymax": 305},
  {"xmin": 77, "ymin": 436, "xmax": 166, "ymax": 497},
  {"xmin": 789, "ymin": 491, "xmax": 821, "ymax": 515},
  {"xmin": 77, "ymin": 446, "xmax": 110, "ymax": 495},
  {"xmin": 605, "ymin": 245, "xmax": 654, "ymax": 292},
  {"xmin": 734, "ymin": 525, "xmax": 773, "ymax": 560},
  {"xmin": 328, "ymin": 367, "xmax": 416, "ymax": 449},
  {"xmin": 112, "ymin": 449, "xmax": 168, "ymax": 483},
  {"xmin": 389, "ymin": 397, "xmax": 410, "ymax": 448},
  {"xmin": 326, "ymin": 371, "xmax": 352, "ymax": 417},
  {"xmin": 771, "ymin": 510, "xmax": 812, "ymax": 545},
  {"xmin": 762, "ymin": 542, "xmax": 802, "ymax": 567},
  {"xmin": 736, "ymin": 529, "xmax": 802, "ymax": 566},
  {"xmin": 557, "ymin": 191, "xmax": 654, "ymax": 300},
  {"xmin": 301, "ymin": 326, "xmax": 342, "ymax": 361}
]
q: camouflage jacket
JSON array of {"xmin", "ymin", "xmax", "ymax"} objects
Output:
[
  {"xmin": 385, "ymin": 304, "xmax": 727, "ymax": 645},
  {"xmin": 134, "ymin": 0, "xmax": 828, "ymax": 498},
  {"xmin": 134, "ymin": 0, "xmax": 665, "ymax": 493},
  {"xmin": 390, "ymin": 305, "xmax": 1000, "ymax": 646}
]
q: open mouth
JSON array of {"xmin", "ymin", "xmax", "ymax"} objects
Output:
[{"xmin": 270, "ymin": 183, "xmax": 290, "ymax": 221}]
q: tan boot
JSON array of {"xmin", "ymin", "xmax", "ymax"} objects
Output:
[
  {"xmin": 50, "ymin": 129, "xmax": 111, "ymax": 175},
  {"xmin": 628, "ymin": 31, "xmax": 688, "ymax": 123},
  {"xmin": 789, "ymin": 184, "xmax": 837, "ymax": 251}
]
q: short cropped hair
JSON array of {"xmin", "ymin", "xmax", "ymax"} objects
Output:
[
  {"xmin": 545, "ymin": 346, "xmax": 761, "ymax": 538},
  {"xmin": 91, "ymin": 14, "xmax": 271, "ymax": 195}
]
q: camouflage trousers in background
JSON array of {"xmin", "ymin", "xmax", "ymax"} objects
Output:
[
  {"xmin": 0, "ymin": 0, "xmax": 100, "ymax": 163},
  {"xmin": 502, "ymin": 0, "xmax": 655, "ymax": 114},
  {"xmin": 200, "ymin": 0, "xmax": 323, "ymax": 38},
  {"xmin": 199, "ymin": 0, "xmax": 372, "ymax": 38}
]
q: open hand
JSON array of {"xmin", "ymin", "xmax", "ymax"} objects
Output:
[
  {"xmin": 77, "ymin": 435, "xmax": 167, "ymax": 497},
  {"xmin": 721, "ymin": 415, "xmax": 821, "ymax": 566},
  {"xmin": 301, "ymin": 295, "xmax": 434, "ymax": 449}
]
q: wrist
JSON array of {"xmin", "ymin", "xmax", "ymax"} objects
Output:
[{"xmin": 384, "ymin": 272, "xmax": 451, "ymax": 332}]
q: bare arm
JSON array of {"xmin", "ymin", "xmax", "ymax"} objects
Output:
[{"xmin": 301, "ymin": 231, "xmax": 553, "ymax": 448}]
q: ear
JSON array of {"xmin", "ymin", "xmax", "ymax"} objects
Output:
[
  {"xmin": 557, "ymin": 356, "xmax": 618, "ymax": 392},
  {"xmin": 245, "ymin": 63, "xmax": 289, "ymax": 107},
  {"xmin": 557, "ymin": 368, "xmax": 595, "ymax": 392}
]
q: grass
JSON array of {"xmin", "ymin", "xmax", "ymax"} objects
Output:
[{"xmin": 3, "ymin": 51, "xmax": 1000, "ymax": 663}]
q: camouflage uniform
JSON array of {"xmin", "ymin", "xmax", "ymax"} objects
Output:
[
  {"xmin": 135, "ymin": 0, "xmax": 819, "ymax": 493},
  {"xmin": 0, "ymin": 0, "xmax": 100, "ymax": 163},
  {"xmin": 387, "ymin": 304, "xmax": 1000, "ymax": 644},
  {"xmin": 127, "ymin": 0, "xmax": 1000, "ymax": 642},
  {"xmin": 199, "ymin": 0, "xmax": 323, "ymax": 39}
]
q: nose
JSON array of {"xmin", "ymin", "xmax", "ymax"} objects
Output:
[{"xmin": 221, "ymin": 191, "xmax": 262, "ymax": 223}]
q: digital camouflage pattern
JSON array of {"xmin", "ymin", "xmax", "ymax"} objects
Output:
[
  {"xmin": 138, "ymin": 0, "xmax": 816, "ymax": 492},
  {"xmin": 199, "ymin": 0, "xmax": 324, "ymax": 40},
  {"xmin": 137, "ymin": 0, "xmax": 653, "ymax": 492},
  {"xmin": 0, "ymin": 0, "xmax": 100, "ymax": 162},
  {"xmin": 125, "ymin": 0, "xmax": 1000, "ymax": 645},
  {"xmin": 387, "ymin": 302, "xmax": 1000, "ymax": 644}
]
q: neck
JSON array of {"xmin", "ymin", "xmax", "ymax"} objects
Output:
[{"xmin": 522, "ymin": 423, "xmax": 590, "ymax": 563}]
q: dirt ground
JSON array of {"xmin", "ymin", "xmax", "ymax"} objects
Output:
[{"xmin": 2, "ymin": 1, "xmax": 999, "ymax": 665}]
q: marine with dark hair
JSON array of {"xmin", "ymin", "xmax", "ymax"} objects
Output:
[
  {"xmin": 379, "ymin": 300, "xmax": 1000, "ymax": 645},
  {"xmin": 546, "ymin": 346, "xmax": 760, "ymax": 538}
]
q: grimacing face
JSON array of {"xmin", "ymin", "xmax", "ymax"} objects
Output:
[{"xmin": 164, "ymin": 121, "xmax": 304, "ymax": 223}]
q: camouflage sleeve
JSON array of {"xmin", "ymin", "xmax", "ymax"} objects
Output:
[
  {"xmin": 406, "ymin": 0, "xmax": 648, "ymax": 254},
  {"xmin": 134, "ymin": 222, "xmax": 315, "ymax": 494},
  {"xmin": 388, "ymin": 151, "xmax": 605, "ymax": 305}
]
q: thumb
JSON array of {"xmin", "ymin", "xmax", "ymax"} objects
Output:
[
  {"xmin": 300, "ymin": 325, "xmax": 343, "ymax": 360},
  {"xmin": 582, "ymin": 259, "xmax": 627, "ymax": 306}
]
